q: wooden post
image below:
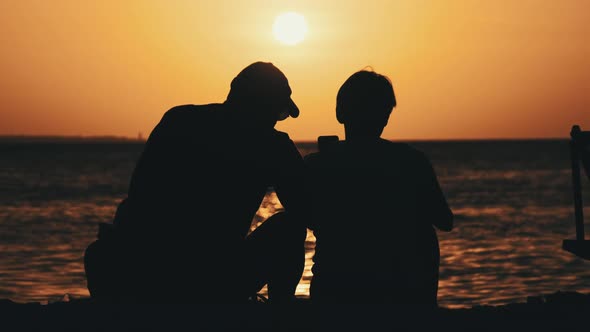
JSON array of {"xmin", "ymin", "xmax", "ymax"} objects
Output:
[{"xmin": 571, "ymin": 137, "xmax": 585, "ymax": 241}]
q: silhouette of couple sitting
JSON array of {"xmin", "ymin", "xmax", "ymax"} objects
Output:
[{"xmin": 84, "ymin": 62, "xmax": 453, "ymax": 306}]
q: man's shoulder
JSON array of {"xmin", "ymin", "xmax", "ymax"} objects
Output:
[
  {"xmin": 303, "ymin": 151, "xmax": 321, "ymax": 164},
  {"xmin": 271, "ymin": 129, "xmax": 293, "ymax": 140},
  {"xmin": 268, "ymin": 130, "xmax": 301, "ymax": 160},
  {"xmin": 146, "ymin": 104, "xmax": 225, "ymax": 140},
  {"xmin": 155, "ymin": 104, "xmax": 225, "ymax": 132},
  {"xmin": 267, "ymin": 130, "xmax": 297, "ymax": 148},
  {"xmin": 163, "ymin": 103, "xmax": 224, "ymax": 120}
]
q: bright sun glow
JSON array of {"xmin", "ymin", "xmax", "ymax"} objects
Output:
[{"xmin": 273, "ymin": 12, "xmax": 308, "ymax": 45}]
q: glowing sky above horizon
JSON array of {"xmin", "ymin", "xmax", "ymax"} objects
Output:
[{"xmin": 0, "ymin": 0, "xmax": 589, "ymax": 140}]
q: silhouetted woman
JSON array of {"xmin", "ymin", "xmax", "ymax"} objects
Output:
[{"xmin": 305, "ymin": 70, "xmax": 453, "ymax": 306}]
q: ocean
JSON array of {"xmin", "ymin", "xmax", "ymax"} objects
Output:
[{"xmin": 1, "ymin": 139, "xmax": 589, "ymax": 308}]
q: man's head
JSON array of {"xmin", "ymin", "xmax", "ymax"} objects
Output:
[
  {"xmin": 336, "ymin": 69, "xmax": 396, "ymax": 138},
  {"xmin": 226, "ymin": 62, "xmax": 299, "ymax": 128}
]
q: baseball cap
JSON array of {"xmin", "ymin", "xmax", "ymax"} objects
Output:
[{"xmin": 226, "ymin": 62, "xmax": 299, "ymax": 120}]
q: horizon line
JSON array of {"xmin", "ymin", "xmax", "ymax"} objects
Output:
[{"xmin": 0, "ymin": 134, "xmax": 570, "ymax": 143}]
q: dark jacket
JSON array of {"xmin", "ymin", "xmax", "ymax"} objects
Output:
[
  {"xmin": 305, "ymin": 138, "xmax": 453, "ymax": 303},
  {"xmin": 113, "ymin": 103, "xmax": 305, "ymax": 298}
]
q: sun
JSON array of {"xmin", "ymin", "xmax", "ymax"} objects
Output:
[{"xmin": 273, "ymin": 12, "xmax": 308, "ymax": 46}]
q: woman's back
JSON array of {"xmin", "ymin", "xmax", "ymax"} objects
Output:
[{"xmin": 305, "ymin": 138, "xmax": 451, "ymax": 305}]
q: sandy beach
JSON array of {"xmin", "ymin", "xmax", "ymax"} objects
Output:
[{"xmin": 2, "ymin": 291, "xmax": 589, "ymax": 331}]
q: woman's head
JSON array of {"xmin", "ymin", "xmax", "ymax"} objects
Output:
[{"xmin": 336, "ymin": 69, "xmax": 396, "ymax": 138}]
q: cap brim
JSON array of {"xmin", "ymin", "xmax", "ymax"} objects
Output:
[
  {"xmin": 287, "ymin": 98, "xmax": 299, "ymax": 118},
  {"xmin": 277, "ymin": 98, "xmax": 299, "ymax": 121}
]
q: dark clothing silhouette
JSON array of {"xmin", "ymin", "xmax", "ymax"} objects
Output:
[
  {"xmin": 305, "ymin": 137, "xmax": 453, "ymax": 305},
  {"xmin": 84, "ymin": 103, "xmax": 307, "ymax": 303}
]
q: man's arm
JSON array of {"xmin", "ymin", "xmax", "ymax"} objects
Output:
[{"xmin": 272, "ymin": 134, "xmax": 309, "ymax": 224}]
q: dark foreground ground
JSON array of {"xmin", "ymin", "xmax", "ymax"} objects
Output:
[{"xmin": 2, "ymin": 291, "xmax": 590, "ymax": 331}]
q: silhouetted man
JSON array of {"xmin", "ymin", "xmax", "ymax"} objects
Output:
[
  {"xmin": 84, "ymin": 62, "xmax": 307, "ymax": 304},
  {"xmin": 305, "ymin": 70, "xmax": 453, "ymax": 306}
]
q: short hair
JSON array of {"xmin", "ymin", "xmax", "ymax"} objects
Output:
[{"xmin": 336, "ymin": 70, "xmax": 396, "ymax": 124}]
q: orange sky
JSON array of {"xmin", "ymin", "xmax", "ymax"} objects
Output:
[{"xmin": 1, "ymin": 0, "xmax": 589, "ymax": 141}]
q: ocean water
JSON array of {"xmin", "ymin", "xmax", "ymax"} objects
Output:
[{"xmin": 0, "ymin": 139, "xmax": 589, "ymax": 308}]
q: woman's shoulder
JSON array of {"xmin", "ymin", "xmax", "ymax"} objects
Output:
[{"xmin": 379, "ymin": 139, "xmax": 431, "ymax": 163}]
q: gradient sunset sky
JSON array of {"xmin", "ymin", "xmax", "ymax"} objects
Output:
[{"xmin": 1, "ymin": 0, "xmax": 588, "ymax": 141}]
